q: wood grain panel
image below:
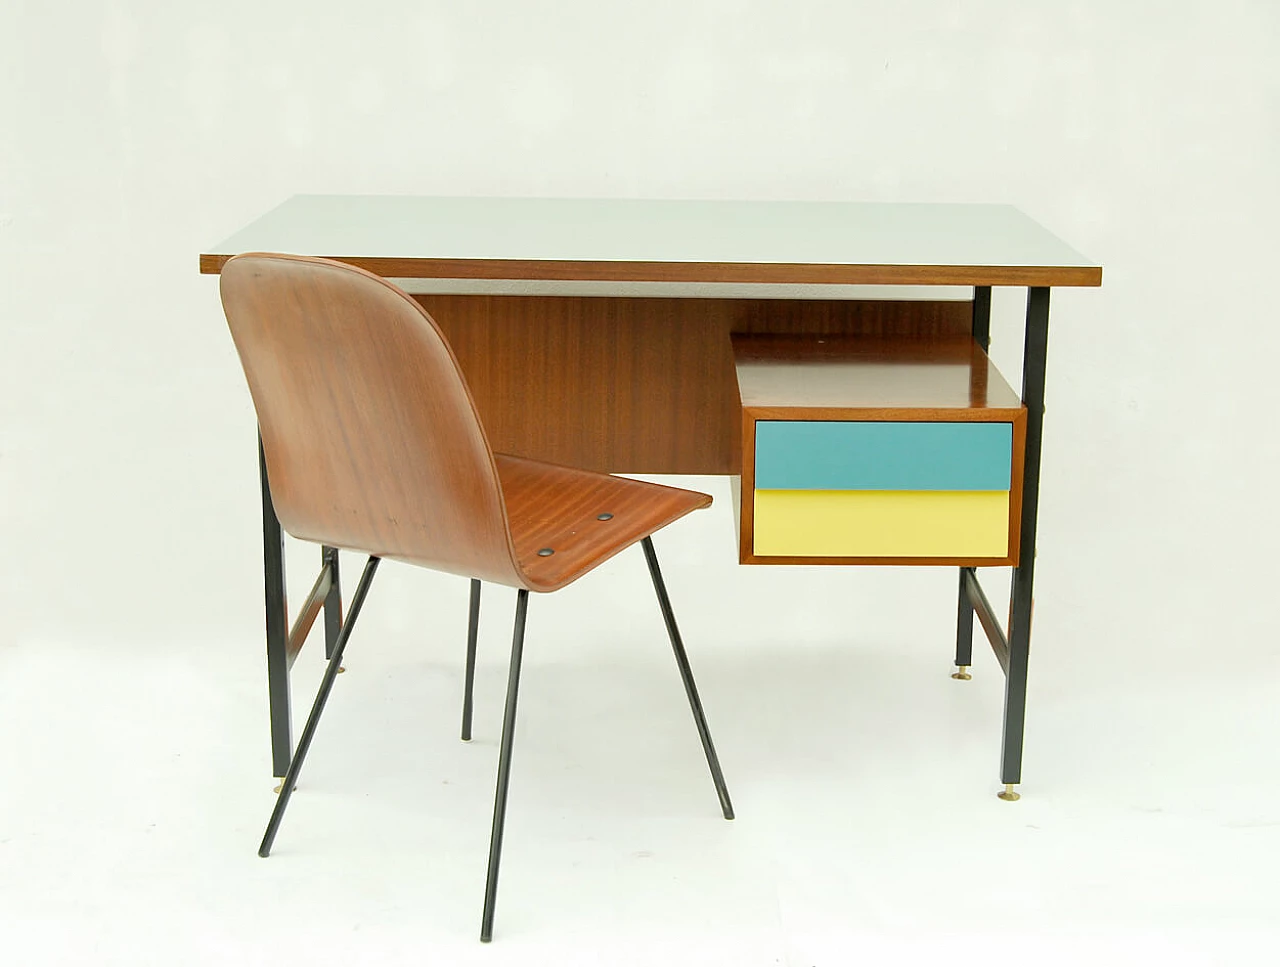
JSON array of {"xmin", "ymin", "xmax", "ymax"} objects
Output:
[
  {"xmin": 414, "ymin": 296, "xmax": 971, "ymax": 474},
  {"xmin": 732, "ymin": 333, "xmax": 1022, "ymax": 411},
  {"xmin": 221, "ymin": 255, "xmax": 525, "ymax": 588},
  {"xmin": 202, "ymin": 253, "xmax": 1101, "ymax": 287},
  {"xmin": 495, "ymin": 454, "xmax": 711, "ymax": 590}
]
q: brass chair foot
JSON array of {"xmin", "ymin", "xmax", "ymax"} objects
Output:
[
  {"xmin": 997, "ymin": 783, "xmax": 1021, "ymax": 801},
  {"xmin": 951, "ymin": 665, "xmax": 972, "ymax": 680},
  {"xmin": 273, "ymin": 781, "xmax": 297, "ymax": 794},
  {"xmin": 336, "ymin": 665, "xmax": 346, "ymax": 674}
]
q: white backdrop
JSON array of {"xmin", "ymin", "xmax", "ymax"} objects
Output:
[{"xmin": 2, "ymin": 1, "xmax": 1278, "ymax": 962}]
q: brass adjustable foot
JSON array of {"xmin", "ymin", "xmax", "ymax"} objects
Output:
[
  {"xmin": 337, "ymin": 666, "xmax": 346, "ymax": 674},
  {"xmin": 998, "ymin": 783, "xmax": 1021, "ymax": 801},
  {"xmin": 951, "ymin": 665, "xmax": 972, "ymax": 680},
  {"xmin": 273, "ymin": 781, "xmax": 295, "ymax": 794}
]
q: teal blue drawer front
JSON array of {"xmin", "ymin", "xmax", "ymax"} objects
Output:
[{"xmin": 755, "ymin": 421, "xmax": 1013, "ymax": 491}]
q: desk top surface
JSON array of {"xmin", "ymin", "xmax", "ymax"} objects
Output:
[{"xmin": 201, "ymin": 195, "xmax": 1101, "ymax": 288}]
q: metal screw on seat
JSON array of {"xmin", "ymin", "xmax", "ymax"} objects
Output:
[{"xmin": 537, "ymin": 548, "xmax": 555, "ymax": 557}]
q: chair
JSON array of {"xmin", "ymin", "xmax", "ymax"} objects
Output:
[{"xmin": 219, "ymin": 253, "xmax": 733, "ymax": 941}]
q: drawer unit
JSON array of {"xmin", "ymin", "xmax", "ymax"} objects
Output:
[{"xmin": 733, "ymin": 334, "xmax": 1027, "ymax": 566}]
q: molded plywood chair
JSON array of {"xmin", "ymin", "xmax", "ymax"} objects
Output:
[{"xmin": 220, "ymin": 253, "xmax": 733, "ymax": 941}]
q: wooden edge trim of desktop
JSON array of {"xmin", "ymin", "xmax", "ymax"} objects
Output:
[
  {"xmin": 742, "ymin": 406, "xmax": 1027, "ymax": 423},
  {"xmin": 201, "ymin": 254, "xmax": 1102, "ymax": 288}
]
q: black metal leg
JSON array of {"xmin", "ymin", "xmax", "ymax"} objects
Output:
[
  {"xmin": 260, "ymin": 435, "xmax": 292, "ymax": 779},
  {"xmin": 480, "ymin": 589, "xmax": 529, "ymax": 943},
  {"xmin": 953, "ymin": 569, "xmax": 974, "ymax": 679},
  {"xmin": 259, "ymin": 556, "xmax": 381, "ymax": 858},
  {"xmin": 1000, "ymin": 287, "xmax": 1050, "ymax": 792},
  {"xmin": 954, "ymin": 286, "xmax": 991, "ymax": 680},
  {"xmin": 461, "ymin": 579, "xmax": 481, "ymax": 741},
  {"xmin": 972, "ymin": 284, "xmax": 992, "ymax": 351},
  {"xmin": 322, "ymin": 545, "xmax": 342, "ymax": 661},
  {"xmin": 641, "ymin": 536, "xmax": 734, "ymax": 821}
]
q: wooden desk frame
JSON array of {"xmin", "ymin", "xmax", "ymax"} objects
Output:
[{"xmin": 203, "ymin": 197, "xmax": 1100, "ymax": 798}]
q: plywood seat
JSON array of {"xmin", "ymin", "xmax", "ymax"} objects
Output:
[{"xmin": 495, "ymin": 454, "xmax": 710, "ymax": 591}]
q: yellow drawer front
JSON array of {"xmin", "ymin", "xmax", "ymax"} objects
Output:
[{"xmin": 753, "ymin": 490, "xmax": 1010, "ymax": 558}]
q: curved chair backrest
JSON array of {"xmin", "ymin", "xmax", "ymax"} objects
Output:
[{"xmin": 220, "ymin": 254, "xmax": 525, "ymax": 588}]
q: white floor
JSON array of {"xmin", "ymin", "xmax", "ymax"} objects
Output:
[{"xmin": 3, "ymin": 489, "xmax": 1277, "ymax": 965}]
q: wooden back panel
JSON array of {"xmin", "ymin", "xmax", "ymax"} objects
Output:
[
  {"xmin": 415, "ymin": 294, "xmax": 973, "ymax": 474},
  {"xmin": 220, "ymin": 255, "xmax": 524, "ymax": 587}
]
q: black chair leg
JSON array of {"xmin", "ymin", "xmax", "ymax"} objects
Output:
[
  {"xmin": 461, "ymin": 579, "xmax": 481, "ymax": 741},
  {"xmin": 259, "ymin": 556, "xmax": 381, "ymax": 858},
  {"xmin": 480, "ymin": 588, "xmax": 529, "ymax": 943},
  {"xmin": 640, "ymin": 537, "xmax": 734, "ymax": 821}
]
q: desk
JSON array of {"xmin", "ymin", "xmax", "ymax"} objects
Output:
[{"xmin": 202, "ymin": 196, "xmax": 1101, "ymax": 797}]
